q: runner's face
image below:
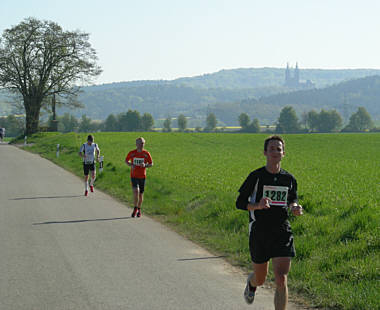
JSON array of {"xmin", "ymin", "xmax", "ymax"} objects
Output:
[
  {"xmin": 136, "ymin": 140, "xmax": 145, "ymax": 150},
  {"xmin": 264, "ymin": 140, "xmax": 285, "ymax": 163}
]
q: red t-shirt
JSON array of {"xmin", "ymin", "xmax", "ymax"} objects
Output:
[{"xmin": 125, "ymin": 149, "xmax": 153, "ymax": 179}]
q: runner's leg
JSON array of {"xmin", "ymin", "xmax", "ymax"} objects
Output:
[
  {"xmin": 250, "ymin": 262, "xmax": 269, "ymax": 287},
  {"xmin": 137, "ymin": 192, "xmax": 144, "ymax": 208},
  {"xmin": 272, "ymin": 257, "xmax": 291, "ymax": 310},
  {"xmin": 84, "ymin": 175, "xmax": 89, "ymax": 191},
  {"xmin": 133, "ymin": 186, "xmax": 139, "ymax": 207},
  {"xmin": 90, "ymin": 168, "xmax": 96, "ymax": 186}
]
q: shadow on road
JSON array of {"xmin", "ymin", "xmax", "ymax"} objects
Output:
[
  {"xmin": 33, "ymin": 216, "xmax": 131, "ymax": 225},
  {"xmin": 10, "ymin": 195, "xmax": 83, "ymax": 200},
  {"xmin": 177, "ymin": 256, "xmax": 227, "ymax": 261}
]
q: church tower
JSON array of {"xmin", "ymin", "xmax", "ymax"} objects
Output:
[
  {"xmin": 294, "ymin": 62, "xmax": 300, "ymax": 84},
  {"xmin": 285, "ymin": 63, "xmax": 290, "ymax": 85}
]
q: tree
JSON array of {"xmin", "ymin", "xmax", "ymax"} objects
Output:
[
  {"xmin": 204, "ymin": 113, "xmax": 217, "ymax": 132},
  {"xmin": 276, "ymin": 106, "xmax": 300, "ymax": 133},
  {"xmin": 0, "ymin": 18, "xmax": 101, "ymax": 135},
  {"xmin": 125, "ymin": 110, "xmax": 141, "ymax": 131},
  {"xmin": 78, "ymin": 114, "xmax": 92, "ymax": 132},
  {"xmin": 345, "ymin": 107, "xmax": 374, "ymax": 132},
  {"xmin": 177, "ymin": 114, "xmax": 187, "ymax": 131},
  {"xmin": 248, "ymin": 118, "xmax": 260, "ymax": 133},
  {"xmin": 117, "ymin": 112, "xmax": 129, "ymax": 131},
  {"xmin": 117, "ymin": 110, "xmax": 141, "ymax": 131},
  {"xmin": 316, "ymin": 109, "xmax": 342, "ymax": 132},
  {"xmin": 163, "ymin": 116, "xmax": 172, "ymax": 132},
  {"xmin": 0, "ymin": 114, "xmax": 24, "ymax": 137},
  {"xmin": 306, "ymin": 110, "xmax": 319, "ymax": 132},
  {"xmin": 141, "ymin": 113, "xmax": 154, "ymax": 131},
  {"xmin": 238, "ymin": 113, "xmax": 250, "ymax": 130},
  {"xmin": 104, "ymin": 114, "xmax": 118, "ymax": 132},
  {"xmin": 60, "ymin": 113, "xmax": 79, "ymax": 133}
]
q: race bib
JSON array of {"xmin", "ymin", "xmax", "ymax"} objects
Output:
[
  {"xmin": 133, "ymin": 157, "xmax": 145, "ymax": 166},
  {"xmin": 263, "ymin": 185, "xmax": 288, "ymax": 206}
]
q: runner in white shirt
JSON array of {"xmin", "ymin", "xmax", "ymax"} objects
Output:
[
  {"xmin": 78, "ymin": 135, "xmax": 100, "ymax": 196},
  {"xmin": 0, "ymin": 128, "xmax": 4, "ymax": 142}
]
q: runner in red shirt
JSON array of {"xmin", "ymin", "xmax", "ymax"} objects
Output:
[{"xmin": 125, "ymin": 137, "xmax": 153, "ymax": 218}]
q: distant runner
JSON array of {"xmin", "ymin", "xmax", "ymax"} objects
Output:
[
  {"xmin": 79, "ymin": 135, "xmax": 100, "ymax": 196},
  {"xmin": 236, "ymin": 135, "xmax": 303, "ymax": 309},
  {"xmin": 0, "ymin": 127, "xmax": 5, "ymax": 142},
  {"xmin": 125, "ymin": 137, "xmax": 153, "ymax": 218}
]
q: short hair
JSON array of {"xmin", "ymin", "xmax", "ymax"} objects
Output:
[
  {"xmin": 87, "ymin": 135, "xmax": 94, "ymax": 142},
  {"xmin": 264, "ymin": 135, "xmax": 285, "ymax": 151},
  {"xmin": 136, "ymin": 137, "xmax": 145, "ymax": 143}
]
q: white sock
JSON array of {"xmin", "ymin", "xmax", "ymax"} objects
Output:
[
  {"xmin": 85, "ymin": 181, "xmax": 89, "ymax": 191},
  {"xmin": 90, "ymin": 177, "xmax": 95, "ymax": 186}
]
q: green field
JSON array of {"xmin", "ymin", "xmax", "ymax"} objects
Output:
[{"xmin": 19, "ymin": 132, "xmax": 380, "ymax": 310}]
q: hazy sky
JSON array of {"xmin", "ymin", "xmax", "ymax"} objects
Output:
[{"xmin": 2, "ymin": 0, "xmax": 380, "ymax": 84}]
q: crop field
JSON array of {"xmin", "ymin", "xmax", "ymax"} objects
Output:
[{"xmin": 22, "ymin": 132, "xmax": 379, "ymax": 310}]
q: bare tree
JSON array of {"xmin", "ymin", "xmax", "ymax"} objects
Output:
[{"xmin": 0, "ymin": 17, "xmax": 102, "ymax": 135}]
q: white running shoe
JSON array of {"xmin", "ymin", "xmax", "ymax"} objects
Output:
[{"xmin": 244, "ymin": 274, "xmax": 256, "ymax": 304}]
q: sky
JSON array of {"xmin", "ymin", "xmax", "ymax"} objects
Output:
[{"xmin": 1, "ymin": 0, "xmax": 380, "ymax": 85}]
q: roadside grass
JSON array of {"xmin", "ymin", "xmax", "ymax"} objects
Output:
[{"xmin": 17, "ymin": 132, "xmax": 380, "ymax": 310}]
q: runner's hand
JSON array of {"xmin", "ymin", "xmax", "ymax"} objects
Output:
[
  {"xmin": 291, "ymin": 204, "xmax": 303, "ymax": 216},
  {"xmin": 257, "ymin": 197, "xmax": 271, "ymax": 210}
]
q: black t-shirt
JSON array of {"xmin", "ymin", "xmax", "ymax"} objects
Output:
[{"xmin": 236, "ymin": 167, "xmax": 298, "ymax": 231}]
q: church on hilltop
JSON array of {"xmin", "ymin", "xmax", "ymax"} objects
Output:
[{"xmin": 284, "ymin": 63, "xmax": 315, "ymax": 89}]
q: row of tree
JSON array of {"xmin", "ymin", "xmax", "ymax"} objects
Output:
[
  {"xmin": 1, "ymin": 105, "xmax": 376, "ymax": 137},
  {"xmin": 0, "ymin": 115, "xmax": 24, "ymax": 137},
  {"xmin": 161, "ymin": 113, "xmax": 218, "ymax": 132},
  {"xmin": 55, "ymin": 111, "xmax": 219, "ymax": 133},
  {"xmin": 238, "ymin": 106, "xmax": 374, "ymax": 133},
  {"xmin": 52, "ymin": 110, "xmax": 154, "ymax": 133}
]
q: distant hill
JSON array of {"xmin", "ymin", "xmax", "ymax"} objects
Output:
[
  {"xmin": 64, "ymin": 69, "xmax": 380, "ymax": 125},
  {"xmin": 64, "ymin": 84, "xmax": 270, "ymax": 121},
  {"xmin": 214, "ymin": 75, "xmax": 380, "ymax": 125},
  {"xmin": 2, "ymin": 67, "xmax": 380, "ymax": 126},
  {"xmin": 91, "ymin": 67, "xmax": 380, "ymax": 90}
]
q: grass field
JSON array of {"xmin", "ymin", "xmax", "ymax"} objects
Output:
[{"xmin": 18, "ymin": 132, "xmax": 380, "ymax": 310}]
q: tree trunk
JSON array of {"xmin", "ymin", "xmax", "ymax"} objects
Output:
[{"xmin": 24, "ymin": 97, "xmax": 42, "ymax": 136}]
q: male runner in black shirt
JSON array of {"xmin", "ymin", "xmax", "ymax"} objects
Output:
[{"xmin": 236, "ymin": 135, "xmax": 303, "ymax": 309}]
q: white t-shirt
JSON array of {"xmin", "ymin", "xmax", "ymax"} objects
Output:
[{"xmin": 79, "ymin": 142, "xmax": 100, "ymax": 163}]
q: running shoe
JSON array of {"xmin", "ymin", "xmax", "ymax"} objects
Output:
[
  {"xmin": 90, "ymin": 185, "xmax": 94, "ymax": 192},
  {"xmin": 136, "ymin": 208, "xmax": 141, "ymax": 218},
  {"xmin": 131, "ymin": 207, "xmax": 138, "ymax": 218},
  {"xmin": 84, "ymin": 190, "xmax": 88, "ymax": 196},
  {"xmin": 244, "ymin": 274, "xmax": 256, "ymax": 304}
]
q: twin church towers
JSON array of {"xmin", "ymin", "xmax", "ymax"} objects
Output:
[{"xmin": 284, "ymin": 63, "xmax": 315, "ymax": 89}]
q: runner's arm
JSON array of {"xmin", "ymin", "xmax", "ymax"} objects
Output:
[
  {"xmin": 96, "ymin": 146, "xmax": 100, "ymax": 161},
  {"xmin": 125, "ymin": 156, "xmax": 133, "ymax": 167},
  {"xmin": 78, "ymin": 145, "xmax": 85, "ymax": 158},
  {"xmin": 144, "ymin": 153, "xmax": 153, "ymax": 168},
  {"xmin": 236, "ymin": 173, "xmax": 255, "ymax": 210}
]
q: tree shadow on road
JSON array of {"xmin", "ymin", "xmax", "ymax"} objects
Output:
[
  {"xmin": 177, "ymin": 256, "xmax": 227, "ymax": 261},
  {"xmin": 33, "ymin": 216, "xmax": 132, "ymax": 225},
  {"xmin": 10, "ymin": 195, "xmax": 83, "ymax": 200}
]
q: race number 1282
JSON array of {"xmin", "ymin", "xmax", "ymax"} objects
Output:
[{"xmin": 263, "ymin": 185, "xmax": 288, "ymax": 206}]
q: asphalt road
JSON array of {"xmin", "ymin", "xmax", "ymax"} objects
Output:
[{"xmin": 0, "ymin": 144, "xmax": 304, "ymax": 310}]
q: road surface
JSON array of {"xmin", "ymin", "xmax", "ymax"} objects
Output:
[{"xmin": 0, "ymin": 144, "xmax": 305, "ymax": 310}]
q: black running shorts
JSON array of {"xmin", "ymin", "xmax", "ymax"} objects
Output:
[
  {"xmin": 249, "ymin": 225, "xmax": 295, "ymax": 264},
  {"xmin": 83, "ymin": 162, "xmax": 95, "ymax": 176},
  {"xmin": 131, "ymin": 178, "xmax": 146, "ymax": 193}
]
